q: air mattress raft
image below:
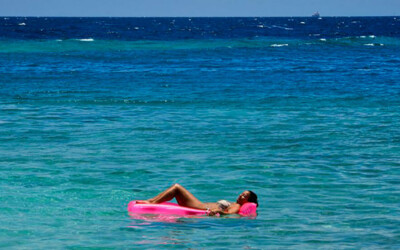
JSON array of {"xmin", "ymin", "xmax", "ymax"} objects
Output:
[{"xmin": 127, "ymin": 201, "xmax": 257, "ymax": 217}]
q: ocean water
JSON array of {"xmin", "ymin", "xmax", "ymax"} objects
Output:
[{"xmin": 1, "ymin": 17, "xmax": 400, "ymax": 248}]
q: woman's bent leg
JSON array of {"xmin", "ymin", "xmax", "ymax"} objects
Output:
[
  {"xmin": 146, "ymin": 184, "xmax": 206, "ymax": 209},
  {"xmin": 147, "ymin": 184, "xmax": 177, "ymax": 203}
]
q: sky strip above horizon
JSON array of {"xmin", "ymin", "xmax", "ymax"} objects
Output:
[{"xmin": 0, "ymin": 0, "xmax": 399, "ymax": 17}]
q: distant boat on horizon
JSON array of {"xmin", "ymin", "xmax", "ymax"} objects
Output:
[{"xmin": 312, "ymin": 11, "xmax": 320, "ymax": 18}]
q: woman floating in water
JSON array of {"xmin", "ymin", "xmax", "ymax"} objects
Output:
[{"xmin": 137, "ymin": 183, "xmax": 258, "ymax": 216}]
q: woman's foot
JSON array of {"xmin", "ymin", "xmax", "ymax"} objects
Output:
[{"xmin": 136, "ymin": 200, "xmax": 152, "ymax": 204}]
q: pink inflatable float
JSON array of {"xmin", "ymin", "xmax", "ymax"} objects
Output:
[{"xmin": 127, "ymin": 201, "xmax": 257, "ymax": 217}]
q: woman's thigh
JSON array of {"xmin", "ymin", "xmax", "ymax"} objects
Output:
[{"xmin": 175, "ymin": 185, "xmax": 206, "ymax": 209}]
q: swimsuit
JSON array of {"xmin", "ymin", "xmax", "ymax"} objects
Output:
[{"xmin": 217, "ymin": 200, "xmax": 231, "ymax": 210}]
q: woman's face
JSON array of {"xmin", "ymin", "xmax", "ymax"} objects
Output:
[{"xmin": 236, "ymin": 191, "xmax": 250, "ymax": 205}]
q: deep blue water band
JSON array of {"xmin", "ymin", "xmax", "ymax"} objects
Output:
[{"xmin": 1, "ymin": 16, "xmax": 400, "ymax": 40}]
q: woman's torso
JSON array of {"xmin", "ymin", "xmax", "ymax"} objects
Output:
[{"xmin": 203, "ymin": 202, "xmax": 239, "ymax": 211}]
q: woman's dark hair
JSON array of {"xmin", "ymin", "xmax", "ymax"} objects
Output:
[{"xmin": 247, "ymin": 190, "xmax": 258, "ymax": 207}]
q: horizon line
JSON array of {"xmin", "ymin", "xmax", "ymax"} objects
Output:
[{"xmin": 1, "ymin": 15, "xmax": 399, "ymax": 18}]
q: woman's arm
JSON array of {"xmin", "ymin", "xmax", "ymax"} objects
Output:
[{"xmin": 208, "ymin": 203, "xmax": 241, "ymax": 216}]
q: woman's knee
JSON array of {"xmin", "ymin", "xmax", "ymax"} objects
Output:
[{"xmin": 170, "ymin": 183, "xmax": 181, "ymax": 190}]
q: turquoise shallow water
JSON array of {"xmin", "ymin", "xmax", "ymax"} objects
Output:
[{"xmin": 1, "ymin": 17, "xmax": 400, "ymax": 248}]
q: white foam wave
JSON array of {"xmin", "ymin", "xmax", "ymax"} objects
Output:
[
  {"xmin": 270, "ymin": 44, "xmax": 288, "ymax": 47},
  {"xmin": 271, "ymin": 25, "xmax": 293, "ymax": 31},
  {"xmin": 77, "ymin": 38, "xmax": 94, "ymax": 42},
  {"xmin": 319, "ymin": 38, "xmax": 327, "ymax": 41},
  {"xmin": 18, "ymin": 22, "xmax": 26, "ymax": 26},
  {"xmin": 364, "ymin": 43, "xmax": 384, "ymax": 46}
]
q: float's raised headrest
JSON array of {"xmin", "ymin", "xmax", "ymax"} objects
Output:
[{"xmin": 238, "ymin": 202, "xmax": 257, "ymax": 216}]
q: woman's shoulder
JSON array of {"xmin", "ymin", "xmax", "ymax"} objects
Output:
[{"xmin": 226, "ymin": 202, "xmax": 241, "ymax": 214}]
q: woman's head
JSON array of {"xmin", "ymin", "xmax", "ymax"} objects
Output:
[
  {"xmin": 247, "ymin": 190, "xmax": 258, "ymax": 207},
  {"xmin": 237, "ymin": 190, "xmax": 258, "ymax": 207}
]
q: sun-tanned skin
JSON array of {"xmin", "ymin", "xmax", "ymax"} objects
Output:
[{"xmin": 137, "ymin": 183, "xmax": 251, "ymax": 216}]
